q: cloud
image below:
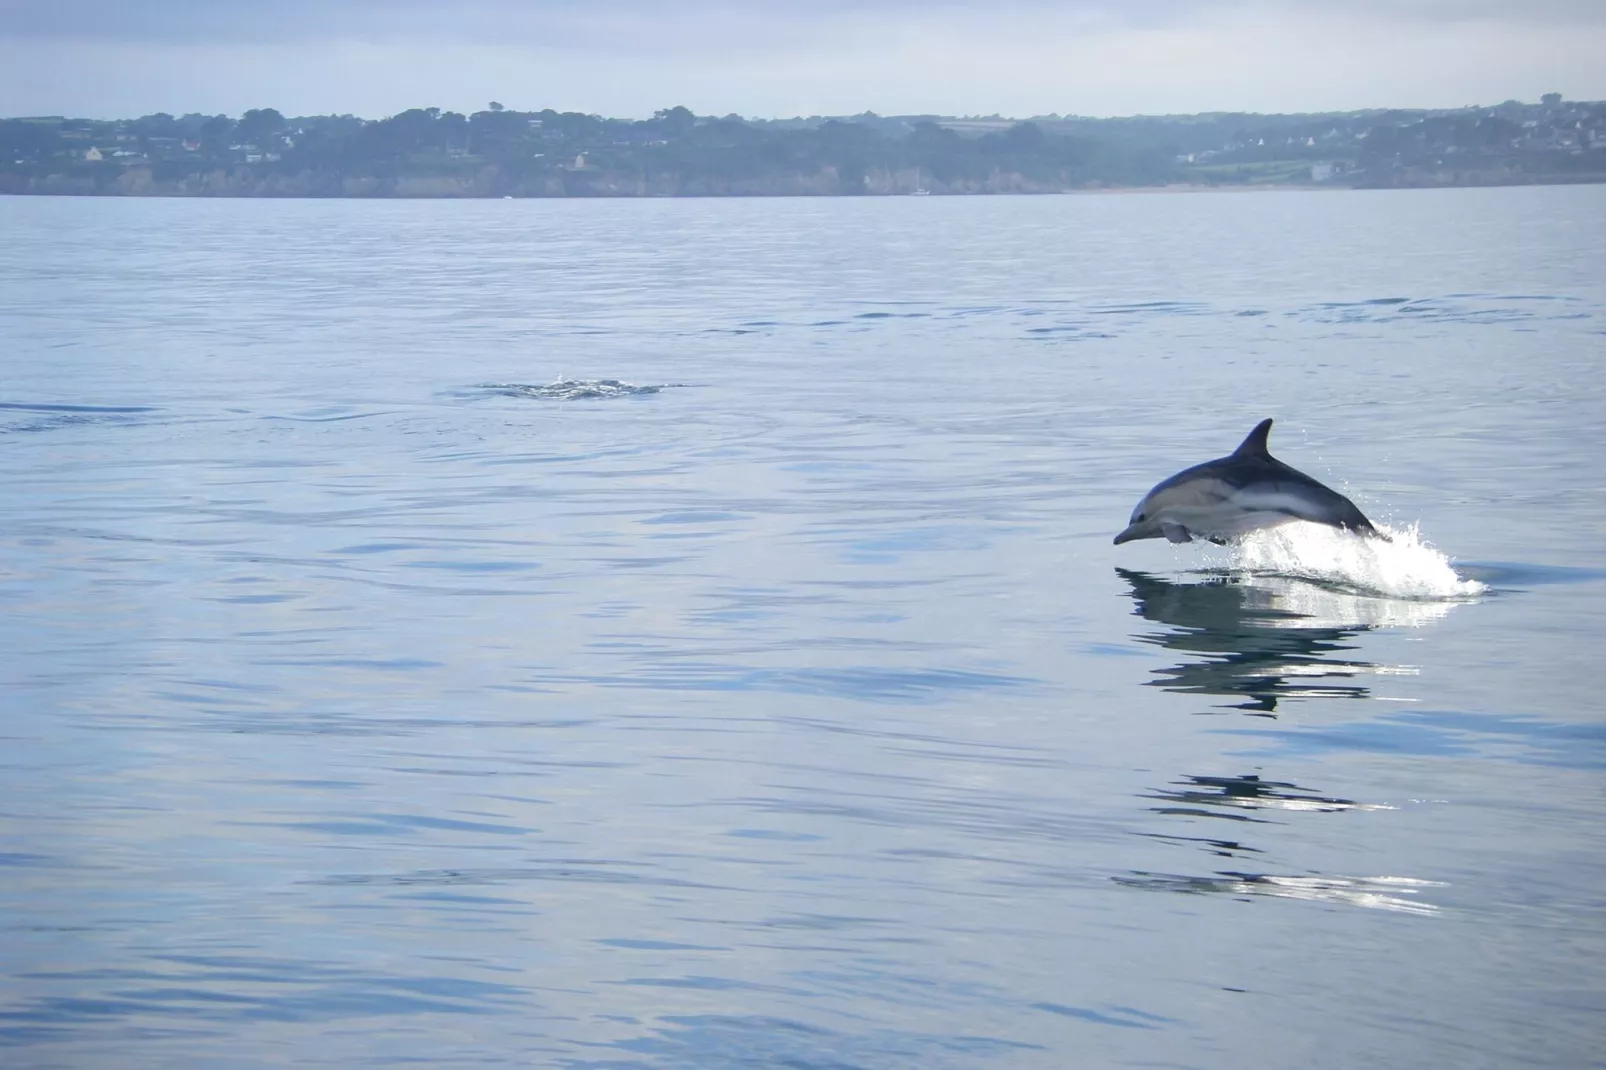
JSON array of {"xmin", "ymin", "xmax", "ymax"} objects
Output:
[
  {"xmin": 0, "ymin": 0, "xmax": 1601, "ymax": 119},
  {"xmin": 8, "ymin": 0, "xmax": 1603, "ymax": 45}
]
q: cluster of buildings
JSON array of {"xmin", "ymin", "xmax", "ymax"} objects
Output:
[
  {"xmin": 1165, "ymin": 95, "xmax": 1605, "ymax": 184},
  {"xmin": 5, "ymin": 96, "xmax": 1603, "ymax": 192}
]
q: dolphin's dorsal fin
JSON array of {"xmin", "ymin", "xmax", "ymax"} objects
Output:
[{"xmin": 1232, "ymin": 418, "xmax": 1275, "ymax": 459}]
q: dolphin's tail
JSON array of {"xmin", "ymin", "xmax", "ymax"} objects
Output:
[
  {"xmin": 1345, "ymin": 513, "xmax": 1391, "ymax": 542},
  {"xmin": 1333, "ymin": 495, "xmax": 1390, "ymax": 542}
]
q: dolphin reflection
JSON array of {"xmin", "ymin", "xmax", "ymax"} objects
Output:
[
  {"xmin": 1126, "ymin": 770, "xmax": 1429, "ymax": 912},
  {"xmin": 1114, "ymin": 870, "xmax": 1444, "ymax": 914},
  {"xmin": 1144, "ymin": 773, "xmax": 1364, "ymax": 819},
  {"xmin": 1116, "ymin": 571, "xmax": 1449, "ymax": 910},
  {"xmin": 1116, "ymin": 567, "xmax": 1454, "ymax": 715}
]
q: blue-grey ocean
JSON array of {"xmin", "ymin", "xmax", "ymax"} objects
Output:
[{"xmin": 3, "ymin": 187, "xmax": 1605, "ymax": 1069}]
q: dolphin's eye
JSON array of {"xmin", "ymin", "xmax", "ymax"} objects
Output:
[{"xmin": 1135, "ymin": 512, "xmax": 1146, "ymax": 522}]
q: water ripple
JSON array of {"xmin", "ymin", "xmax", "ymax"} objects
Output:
[{"xmin": 4, "ymin": 190, "xmax": 1604, "ymax": 1070}]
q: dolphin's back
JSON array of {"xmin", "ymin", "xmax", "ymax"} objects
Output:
[
  {"xmin": 1132, "ymin": 419, "xmax": 1383, "ymax": 540},
  {"xmin": 1146, "ymin": 419, "xmax": 1279, "ymax": 494},
  {"xmin": 1220, "ymin": 419, "xmax": 1381, "ymax": 536}
]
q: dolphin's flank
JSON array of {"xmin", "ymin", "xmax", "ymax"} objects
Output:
[{"xmin": 1113, "ymin": 418, "xmax": 1386, "ymax": 546}]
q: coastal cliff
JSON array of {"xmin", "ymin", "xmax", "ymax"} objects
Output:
[{"xmin": 5, "ymin": 99, "xmax": 1603, "ymax": 197}]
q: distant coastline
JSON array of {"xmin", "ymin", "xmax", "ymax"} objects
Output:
[{"xmin": 5, "ymin": 98, "xmax": 1603, "ymax": 198}]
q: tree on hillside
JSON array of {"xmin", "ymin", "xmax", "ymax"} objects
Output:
[
  {"xmin": 235, "ymin": 108, "xmax": 286, "ymax": 148},
  {"xmin": 199, "ymin": 114, "xmax": 236, "ymax": 154},
  {"xmin": 132, "ymin": 113, "xmax": 181, "ymax": 139},
  {"xmin": 653, "ymin": 106, "xmax": 696, "ymax": 138}
]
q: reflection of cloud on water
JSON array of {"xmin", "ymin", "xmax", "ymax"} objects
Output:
[
  {"xmin": 1217, "ymin": 710, "xmax": 1606, "ymax": 770},
  {"xmin": 1115, "ymin": 871, "xmax": 1444, "ymax": 915},
  {"xmin": 1117, "ymin": 567, "xmax": 1461, "ymax": 715}
]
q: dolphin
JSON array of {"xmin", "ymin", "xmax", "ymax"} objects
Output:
[{"xmin": 1113, "ymin": 419, "xmax": 1385, "ymax": 546}]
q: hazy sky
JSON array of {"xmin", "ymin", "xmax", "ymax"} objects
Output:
[{"xmin": 2, "ymin": 0, "xmax": 1602, "ymax": 120}]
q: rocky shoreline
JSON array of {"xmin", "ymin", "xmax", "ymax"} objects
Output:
[{"xmin": 5, "ymin": 164, "xmax": 1602, "ymax": 198}]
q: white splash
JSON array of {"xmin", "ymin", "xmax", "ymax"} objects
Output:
[
  {"xmin": 1226, "ymin": 521, "xmax": 1486, "ymax": 601},
  {"xmin": 1229, "ymin": 572, "xmax": 1460, "ymax": 631}
]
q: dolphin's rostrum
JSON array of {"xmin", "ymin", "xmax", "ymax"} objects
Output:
[{"xmin": 1114, "ymin": 419, "xmax": 1385, "ymax": 546}]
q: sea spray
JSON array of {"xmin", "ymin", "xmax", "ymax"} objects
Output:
[{"xmin": 1221, "ymin": 522, "xmax": 1486, "ymax": 600}]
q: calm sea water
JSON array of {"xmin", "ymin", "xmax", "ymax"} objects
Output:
[{"xmin": 3, "ymin": 188, "xmax": 1605, "ymax": 1069}]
